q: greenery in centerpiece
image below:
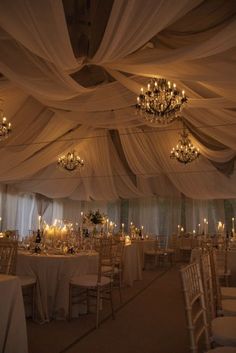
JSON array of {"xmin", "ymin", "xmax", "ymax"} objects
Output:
[{"xmin": 83, "ymin": 210, "xmax": 106, "ymax": 226}]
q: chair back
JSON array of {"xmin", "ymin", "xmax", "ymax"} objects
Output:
[
  {"xmin": 97, "ymin": 237, "xmax": 113, "ymax": 283},
  {"xmin": 199, "ymin": 252, "xmax": 216, "ymax": 321},
  {"xmin": 0, "ymin": 239, "xmax": 18, "ymax": 275},
  {"xmin": 179, "ymin": 234, "xmax": 193, "ymax": 250},
  {"xmin": 214, "ymin": 248, "xmax": 228, "ymax": 275},
  {"xmin": 113, "ymin": 241, "xmax": 125, "ymax": 269},
  {"xmin": 208, "ymin": 249, "xmax": 223, "ymax": 314},
  {"xmin": 157, "ymin": 235, "xmax": 168, "ymax": 249},
  {"xmin": 180, "ymin": 262, "xmax": 210, "ymax": 353}
]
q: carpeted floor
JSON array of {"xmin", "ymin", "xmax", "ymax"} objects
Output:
[{"xmin": 27, "ymin": 266, "xmax": 189, "ymax": 353}]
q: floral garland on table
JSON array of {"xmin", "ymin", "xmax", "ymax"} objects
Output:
[{"xmin": 83, "ymin": 210, "xmax": 106, "ymax": 226}]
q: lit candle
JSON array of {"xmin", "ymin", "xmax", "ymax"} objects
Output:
[
  {"xmin": 0, "ymin": 216, "xmax": 2, "ymax": 232},
  {"xmin": 109, "ymin": 221, "xmax": 113, "ymax": 233},
  {"xmin": 203, "ymin": 218, "xmax": 207, "ymax": 235},
  {"xmin": 38, "ymin": 215, "xmax": 41, "ymax": 230},
  {"xmin": 177, "ymin": 224, "xmax": 180, "ymax": 236},
  {"xmin": 232, "ymin": 217, "xmax": 235, "ymax": 234},
  {"xmin": 130, "ymin": 222, "xmax": 133, "ymax": 236},
  {"xmin": 121, "ymin": 223, "xmax": 124, "ymax": 235}
]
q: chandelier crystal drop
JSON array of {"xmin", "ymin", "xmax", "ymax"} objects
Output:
[
  {"xmin": 0, "ymin": 100, "xmax": 12, "ymax": 140},
  {"xmin": 170, "ymin": 125, "xmax": 200, "ymax": 164},
  {"xmin": 136, "ymin": 78, "xmax": 188, "ymax": 125},
  {"xmin": 57, "ymin": 150, "xmax": 84, "ymax": 172}
]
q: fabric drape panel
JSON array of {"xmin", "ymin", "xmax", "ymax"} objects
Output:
[
  {"xmin": 92, "ymin": 0, "xmax": 203, "ymax": 63},
  {"xmin": 0, "ymin": 0, "xmax": 79, "ymax": 71},
  {"xmin": 16, "ymin": 193, "xmax": 35, "ymax": 237},
  {"xmin": 0, "ymin": 0, "xmax": 235, "ymax": 201},
  {"xmin": 52, "ymin": 200, "xmax": 63, "ymax": 223},
  {"xmin": 0, "ymin": 184, "xmax": 235, "ymax": 237},
  {"xmin": 36, "ymin": 194, "xmax": 51, "ymax": 220}
]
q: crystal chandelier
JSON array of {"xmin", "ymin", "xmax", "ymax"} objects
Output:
[
  {"xmin": 57, "ymin": 150, "xmax": 84, "ymax": 172},
  {"xmin": 170, "ymin": 124, "xmax": 200, "ymax": 164},
  {"xmin": 0, "ymin": 100, "xmax": 11, "ymax": 140},
  {"xmin": 136, "ymin": 78, "xmax": 187, "ymax": 125}
]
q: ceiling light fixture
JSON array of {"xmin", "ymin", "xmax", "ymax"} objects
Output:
[
  {"xmin": 57, "ymin": 150, "xmax": 84, "ymax": 172},
  {"xmin": 0, "ymin": 99, "xmax": 12, "ymax": 140},
  {"xmin": 170, "ymin": 122, "xmax": 200, "ymax": 164},
  {"xmin": 136, "ymin": 78, "xmax": 187, "ymax": 125}
]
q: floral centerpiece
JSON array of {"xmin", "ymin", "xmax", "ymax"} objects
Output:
[{"xmin": 83, "ymin": 210, "xmax": 106, "ymax": 226}]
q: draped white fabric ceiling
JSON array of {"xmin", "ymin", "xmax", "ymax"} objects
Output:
[{"xmin": 0, "ymin": 0, "xmax": 236, "ymax": 201}]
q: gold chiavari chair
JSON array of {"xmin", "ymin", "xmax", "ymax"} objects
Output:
[
  {"xmin": 0, "ymin": 239, "xmax": 18, "ymax": 275},
  {"xmin": 69, "ymin": 237, "xmax": 115, "ymax": 328}
]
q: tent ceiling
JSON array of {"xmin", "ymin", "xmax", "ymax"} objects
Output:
[{"xmin": 0, "ymin": 0, "xmax": 236, "ymax": 200}]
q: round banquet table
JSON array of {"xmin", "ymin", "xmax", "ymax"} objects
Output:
[
  {"xmin": 16, "ymin": 251, "xmax": 98, "ymax": 323},
  {"xmin": 0, "ymin": 274, "xmax": 28, "ymax": 353}
]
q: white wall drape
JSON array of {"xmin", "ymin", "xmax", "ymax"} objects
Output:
[{"xmin": 0, "ymin": 185, "xmax": 234, "ymax": 238}]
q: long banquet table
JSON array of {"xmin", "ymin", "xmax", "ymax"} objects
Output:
[
  {"xmin": 0, "ymin": 274, "xmax": 28, "ymax": 353},
  {"xmin": 16, "ymin": 251, "xmax": 98, "ymax": 323}
]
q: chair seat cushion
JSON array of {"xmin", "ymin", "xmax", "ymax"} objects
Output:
[
  {"xmin": 18, "ymin": 275, "xmax": 36, "ymax": 287},
  {"xmin": 218, "ymin": 269, "xmax": 231, "ymax": 276},
  {"xmin": 144, "ymin": 250, "xmax": 157, "ymax": 255},
  {"xmin": 70, "ymin": 274, "xmax": 111, "ymax": 287},
  {"xmin": 222, "ymin": 299, "xmax": 236, "ymax": 316},
  {"xmin": 102, "ymin": 265, "xmax": 119, "ymax": 274},
  {"xmin": 212, "ymin": 317, "xmax": 236, "ymax": 346},
  {"xmin": 207, "ymin": 348, "xmax": 236, "ymax": 353},
  {"xmin": 102, "ymin": 265, "xmax": 113, "ymax": 273},
  {"xmin": 221, "ymin": 287, "xmax": 236, "ymax": 299}
]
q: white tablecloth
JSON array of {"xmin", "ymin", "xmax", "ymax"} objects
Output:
[
  {"xmin": 0, "ymin": 274, "xmax": 28, "ymax": 353},
  {"xmin": 123, "ymin": 243, "xmax": 143, "ymax": 286},
  {"xmin": 16, "ymin": 251, "xmax": 98, "ymax": 323}
]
